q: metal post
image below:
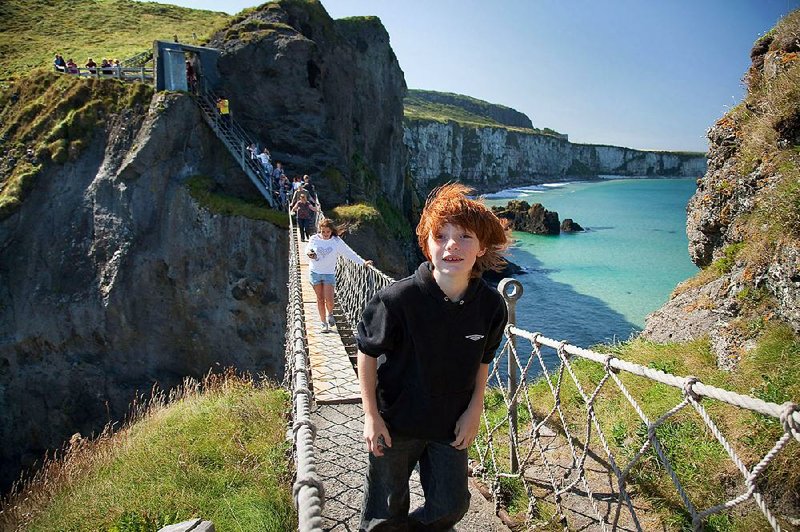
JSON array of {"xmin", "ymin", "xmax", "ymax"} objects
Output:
[{"xmin": 498, "ymin": 278, "xmax": 523, "ymax": 474}]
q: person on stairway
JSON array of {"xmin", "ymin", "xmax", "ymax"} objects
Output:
[
  {"xmin": 216, "ymin": 97, "xmax": 230, "ymax": 125},
  {"xmin": 356, "ymin": 183, "xmax": 510, "ymax": 530},
  {"xmin": 257, "ymin": 147, "xmax": 273, "ymax": 176},
  {"xmin": 305, "ymin": 218, "xmax": 371, "ymax": 333}
]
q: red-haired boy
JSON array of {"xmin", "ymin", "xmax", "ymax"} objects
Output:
[{"xmin": 357, "ymin": 183, "xmax": 509, "ymax": 530}]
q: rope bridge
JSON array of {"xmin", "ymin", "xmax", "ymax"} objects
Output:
[{"xmin": 287, "ymin": 234, "xmax": 800, "ymax": 530}]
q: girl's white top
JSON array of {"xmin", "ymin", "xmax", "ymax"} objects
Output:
[{"xmin": 304, "ymin": 234, "xmax": 365, "ymax": 274}]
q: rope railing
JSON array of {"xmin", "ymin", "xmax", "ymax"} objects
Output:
[
  {"xmin": 285, "ymin": 213, "xmax": 324, "ymax": 532},
  {"xmin": 475, "ymin": 278, "xmax": 800, "ymax": 531}
]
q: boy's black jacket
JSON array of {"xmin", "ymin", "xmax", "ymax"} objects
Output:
[{"xmin": 357, "ymin": 262, "xmax": 508, "ymax": 441}]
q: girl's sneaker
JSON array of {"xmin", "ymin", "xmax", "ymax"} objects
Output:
[
  {"xmin": 321, "ymin": 321, "xmax": 329, "ymax": 333},
  {"xmin": 327, "ymin": 315, "xmax": 335, "ymax": 326}
]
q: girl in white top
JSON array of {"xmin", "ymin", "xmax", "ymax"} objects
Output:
[{"xmin": 305, "ymin": 218, "xmax": 372, "ymax": 332}]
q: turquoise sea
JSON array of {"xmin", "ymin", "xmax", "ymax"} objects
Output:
[{"xmin": 484, "ymin": 177, "xmax": 699, "ymax": 353}]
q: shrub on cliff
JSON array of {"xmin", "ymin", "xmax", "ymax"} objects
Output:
[{"xmin": 186, "ymin": 175, "xmax": 289, "ymax": 228}]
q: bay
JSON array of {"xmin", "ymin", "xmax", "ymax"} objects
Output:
[{"xmin": 484, "ymin": 177, "xmax": 699, "ymax": 361}]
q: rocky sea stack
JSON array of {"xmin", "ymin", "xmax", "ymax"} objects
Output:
[
  {"xmin": 206, "ymin": 2, "xmax": 408, "ymax": 211},
  {"xmin": 492, "ymin": 200, "xmax": 580, "ymax": 235}
]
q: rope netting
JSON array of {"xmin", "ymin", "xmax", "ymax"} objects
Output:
[
  {"xmin": 286, "ymin": 219, "xmax": 799, "ymax": 530},
  {"xmin": 474, "ymin": 278, "xmax": 800, "ymax": 531},
  {"xmin": 335, "ymin": 257, "xmax": 394, "ymax": 336}
]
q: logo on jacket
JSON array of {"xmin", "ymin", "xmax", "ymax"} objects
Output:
[{"xmin": 465, "ymin": 334, "xmax": 485, "ymax": 341}]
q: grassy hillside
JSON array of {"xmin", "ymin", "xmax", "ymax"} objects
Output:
[
  {"xmin": 0, "ymin": 0, "xmax": 230, "ymax": 80},
  {"xmin": 405, "ymin": 88, "xmax": 564, "ymax": 137},
  {"xmin": 0, "ymin": 372, "xmax": 295, "ymax": 531}
]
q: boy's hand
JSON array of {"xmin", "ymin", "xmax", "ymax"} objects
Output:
[
  {"xmin": 363, "ymin": 413, "xmax": 392, "ymax": 457},
  {"xmin": 451, "ymin": 403, "xmax": 481, "ymax": 450}
]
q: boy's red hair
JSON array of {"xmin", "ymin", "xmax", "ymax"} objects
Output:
[{"xmin": 416, "ymin": 183, "xmax": 509, "ymax": 276}]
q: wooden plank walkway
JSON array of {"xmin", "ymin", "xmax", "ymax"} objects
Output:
[{"xmin": 297, "ymin": 232, "xmax": 361, "ymax": 404}]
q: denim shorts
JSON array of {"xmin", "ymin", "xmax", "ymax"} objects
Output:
[{"xmin": 310, "ymin": 271, "xmax": 336, "ymax": 286}]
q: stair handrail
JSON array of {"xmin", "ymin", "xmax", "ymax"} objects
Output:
[{"xmin": 194, "ymin": 84, "xmax": 277, "ymax": 208}]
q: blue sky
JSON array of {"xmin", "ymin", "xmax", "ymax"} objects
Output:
[{"xmin": 143, "ymin": 0, "xmax": 798, "ymax": 152}]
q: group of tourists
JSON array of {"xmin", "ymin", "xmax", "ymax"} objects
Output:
[
  {"xmin": 53, "ymin": 54, "xmax": 121, "ymax": 76},
  {"xmin": 244, "ymin": 143, "xmax": 318, "ymax": 213}
]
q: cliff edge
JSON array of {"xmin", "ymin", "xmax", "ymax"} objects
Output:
[
  {"xmin": 403, "ymin": 91, "xmax": 706, "ymax": 194},
  {"xmin": 643, "ymin": 11, "xmax": 800, "ymax": 366}
]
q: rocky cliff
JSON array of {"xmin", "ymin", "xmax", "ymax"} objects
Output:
[
  {"xmin": 404, "ymin": 118, "xmax": 707, "ymax": 194},
  {"xmin": 207, "ymin": 1, "xmax": 408, "ymax": 211},
  {"xmin": 643, "ymin": 11, "xmax": 800, "ymax": 367},
  {"xmin": 0, "ymin": 90, "xmax": 288, "ymax": 490},
  {"xmin": 0, "ymin": 1, "xmax": 414, "ymax": 489}
]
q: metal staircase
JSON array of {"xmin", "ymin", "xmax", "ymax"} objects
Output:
[{"xmin": 194, "ymin": 86, "xmax": 278, "ymax": 208}]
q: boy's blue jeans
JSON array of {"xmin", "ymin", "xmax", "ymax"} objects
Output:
[{"xmin": 360, "ymin": 434, "xmax": 470, "ymax": 531}]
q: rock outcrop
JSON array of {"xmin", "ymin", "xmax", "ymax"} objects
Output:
[
  {"xmin": 643, "ymin": 13, "xmax": 800, "ymax": 365},
  {"xmin": 561, "ymin": 219, "xmax": 584, "ymax": 232},
  {"xmin": 403, "ymin": 116, "xmax": 707, "ymax": 195},
  {"xmin": 207, "ymin": 2, "xmax": 408, "ymax": 211},
  {"xmin": 492, "ymin": 201, "xmax": 562, "ymax": 235}
]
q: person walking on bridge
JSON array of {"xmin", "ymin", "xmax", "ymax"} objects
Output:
[
  {"xmin": 357, "ymin": 183, "xmax": 510, "ymax": 530},
  {"xmin": 290, "ymin": 191, "xmax": 317, "ymax": 242},
  {"xmin": 305, "ymin": 218, "xmax": 371, "ymax": 332}
]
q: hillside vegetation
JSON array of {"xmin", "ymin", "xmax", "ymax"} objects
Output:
[
  {"xmin": 405, "ymin": 88, "xmax": 564, "ymax": 137},
  {"xmin": 0, "ymin": 372, "xmax": 295, "ymax": 532},
  {"xmin": 662, "ymin": 10, "xmax": 800, "ymax": 354},
  {"xmin": 0, "ymin": 70, "xmax": 153, "ymax": 219},
  {"xmin": 0, "ymin": 0, "xmax": 230, "ymax": 80}
]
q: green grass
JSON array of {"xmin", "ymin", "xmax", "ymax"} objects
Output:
[
  {"xmin": 478, "ymin": 329, "xmax": 800, "ymax": 530},
  {"xmin": 405, "ymin": 89, "xmax": 578, "ymax": 142},
  {"xmin": 186, "ymin": 175, "xmax": 289, "ymax": 228},
  {"xmin": 0, "ymin": 0, "xmax": 230, "ymax": 80},
  {"xmin": 1, "ymin": 372, "xmax": 296, "ymax": 532}
]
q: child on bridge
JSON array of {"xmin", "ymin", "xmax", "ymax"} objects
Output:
[
  {"xmin": 305, "ymin": 218, "xmax": 372, "ymax": 333},
  {"xmin": 357, "ymin": 183, "xmax": 509, "ymax": 530}
]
